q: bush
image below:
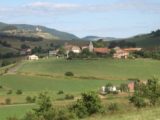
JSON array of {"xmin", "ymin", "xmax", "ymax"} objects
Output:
[
  {"xmin": 5, "ymin": 98, "xmax": 11, "ymax": 104},
  {"xmin": 70, "ymin": 92, "xmax": 103, "ymax": 118},
  {"xmin": 16, "ymin": 89, "xmax": 23, "ymax": 95},
  {"xmin": 129, "ymin": 96, "xmax": 146, "ymax": 108},
  {"xmin": 65, "ymin": 94, "xmax": 74, "ymax": 100},
  {"xmin": 26, "ymin": 96, "xmax": 36, "ymax": 103},
  {"xmin": 33, "ymin": 92, "xmax": 55, "ymax": 120},
  {"xmin": 54, "ymin": 109, "xmax": 76, "ymax": 120},
  {"xmin": 65, "ymin": 72, "xmax": 74, "ymax": 77},
  {"xmin": 22, "ymin": 112, "xmax": 38, "ymax": 120},
  {"xmin": 57, "ymin": 90, "xmax": 64, "ymax": 95},
  {"xmin": 1, "ymin": 61, "xmax": 11, "ymax": 67},
  {"xmin": 7, "ymin": 90, "xmax": 12, "ymax": 94},
  {"xmin": 0, "ymin": 85, "xmax": 3, "ymax": 89},
  {"xmin": 108, "ymin": 103, "xmax": 119, "ymax": 113},
  {"xmin": 70, "ymin": 99, "xmax": 88, "ymax": 118},
  {"xmin": 120, "ymin": 83, "xmax": 129, "ymax": 92}
]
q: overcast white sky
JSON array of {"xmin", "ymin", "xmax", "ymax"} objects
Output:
[{"xmin": 0, "ymin": 0, "xmax": 160, "ymax": 38}]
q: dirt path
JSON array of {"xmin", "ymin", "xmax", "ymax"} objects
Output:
[{"xmin": 6, "ymin": 62, "xmax": 24, "ymax": 74}]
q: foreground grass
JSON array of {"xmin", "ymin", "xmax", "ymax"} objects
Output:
[
  {"xmin": 18, "ymin": 58, "xmax": 160, "ymax": 80},
  {"xmin": 0, "ymin": 104, "xmax": 160, "ymax": 120},
  {"xmin": 0, "ymin": 104, "xmax": 33, "ymax": 120},
  {"xmin": 85, "ymin": 107, "xmax": 160, "ymax": 120}
]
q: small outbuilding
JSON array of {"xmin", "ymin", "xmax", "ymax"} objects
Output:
[{"xmin": 28, "ymin": 55, "xmax": 39, "ymax": 60}]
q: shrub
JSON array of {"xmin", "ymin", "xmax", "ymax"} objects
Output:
[
  {"xmin": 57, "ymin": 90, "xmax": 64, "ymax": 95},
  {"xmin": 54, "ymin": 109, "xmax": 76, "ymax": 120},
  {"xmin": 33, "ymin": 92, "xmax": 55, "ymax": 119},
  {"xmin": 1, "ymin": 61, "xmax": 11, "ymax": 67},
  {"xmin": 7, "ymin": 90, "xmax": 12, "ymax": 94},
  {"xmin": 129, "ymin": 78, "xmax": 160, "ymax": 108},
  {"xmin": 26, "ymin": 96, "xmax": 36, "ymax": 103},
  {"xmin": 65, "ymin": 72, "xmax": 74, "ymax": 77},
  {"xmin": 70, "ymin": 92, "xmax": 103, "ymax": 118},
  {"xmin": 65, "ymin": 94, "xmax": 74, "ymax": 100},
  {"xmin": 108, "ymin": 103, "xmax": 119, "ymax": 113},
  {"xmin": 5, "ymin": 98, "xmax": 11, "ymax": 104},
  {"xmin": 0, "ymin": 85, "xmax": 3, "ymax": 89},
  {"xmin": 129, "ymin": 96, "xmax": 146, "ymax": 109},
  {"xmin": 16, "ymin": 89, "xmax": 23, "ymax": 95},
  {"xmin": 22, "ymin": 112, "xmax": 38, "ymax": 120},
  {"xmin": 120, "ymin": 83, "xmax": 129, "ymax": 92},
  {"xmin": 70, "ymin": 99, "xmax": 88, "ymax": 118}
]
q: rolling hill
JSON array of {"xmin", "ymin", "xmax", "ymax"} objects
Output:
[
  {"xmin": 0, "ymin": 22, "xmax": 79, "ymax": 40},
  {"xmin": 0, "ymin": 22, "xmax": 81, "ymax": 56},
  {"xmin": 120, "ymin": 29, "xmax": 160, "ymax": 48},
  {"xmin": 82, "ymin": 36, "xmax": 117, "ymax": 41}
]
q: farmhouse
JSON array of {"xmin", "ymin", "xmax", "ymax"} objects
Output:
[
  {"xmin": 113, "ymin": 47, "xmax": 129, "ymax": 59},
  {"xmin": 28, "ymin": 55, "xmax": 39, "ymax": 60},
  {"xmin": 49, "ymin": 50, "xmax": 59, "ymax": 56},
  {"xmin": 71, "ymin": 46, "xmax": 81, "ymax": 53},
  {"xmin": 20, "ymin": 48, "xmax": 31, "ymax": 55},
  {"xmin": 64, "ymin": 43, "xmax": 81, "ymax": 54}
]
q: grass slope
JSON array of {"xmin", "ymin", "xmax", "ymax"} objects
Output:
[
  {"xmin": 0, "ymin": 74, "xmax": 122, "ymax": 92},
  {"xmin": 18, "ymin": 58, "xmax": 160, "ymax": 80}
]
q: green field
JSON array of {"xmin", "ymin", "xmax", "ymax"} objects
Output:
[
  {"xmin": 1, "ymin": 58, "xmax": 160, "ymax": 120},
  {"xmin": 18, "ymin": 58, "xmax": 160, "ymax": 80},
  {"xmin": 0, "ymin": 74, "xmax": 122, "ymax": 92},
  {"xmin": 0, "ymin": 104, "xmax": 33, "ymax": 120}
]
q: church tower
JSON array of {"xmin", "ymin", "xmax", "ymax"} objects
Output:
[{"xmin": 89, "ymin": 41, "xmax": 94, "ymax": 52}]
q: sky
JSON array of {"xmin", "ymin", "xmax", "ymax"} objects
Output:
[{"xmin": 0, "ymin": 0, "xmax": 160, "ymax": 38}]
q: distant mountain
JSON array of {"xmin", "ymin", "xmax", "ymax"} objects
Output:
[
  {"xmin": 120, "ymin": 29, "xmax": 160, "ymax": 48},
  {"xmin": 0, "ymin": 22, "xmax": 79, "ymax": 40},
  {"xmin": 82, "ymin": 36, "xmax": 117, "ymax": 41}
]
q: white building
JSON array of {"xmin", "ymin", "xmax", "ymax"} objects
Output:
[
  {"xmin": 99, "ymin": 86, "xmax": 106, "ymax": 95},
  {"xmin": 71, "ymin": 46, "xmax": 81, "ymax": 53},
  {"xmin": 28, "ymin": 55, "xmax": 39, "ymax": 60},
  {"xmin": 107, "ymin": 86, "xmax": 117, "ymax": 92},
  {"xmin": 49, "ymin": 50, "xmax": 58, "ymax": 56},
  {"xmin": 36, "ymin": 27, "xmax": 42, "ymax": 32}
]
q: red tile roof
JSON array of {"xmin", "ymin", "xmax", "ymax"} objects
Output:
[
  {"xmin": 93, "ymin": 48, "xmax": 110, "ymax": 54},
  {"xmin": 123, "ymin": 48, "xmax": 142, "ymax": 52}
]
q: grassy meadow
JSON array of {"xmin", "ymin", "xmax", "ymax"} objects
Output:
[{"xmin": 18, "ymin": 58, "xmax": 160, "ymax": 80}]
